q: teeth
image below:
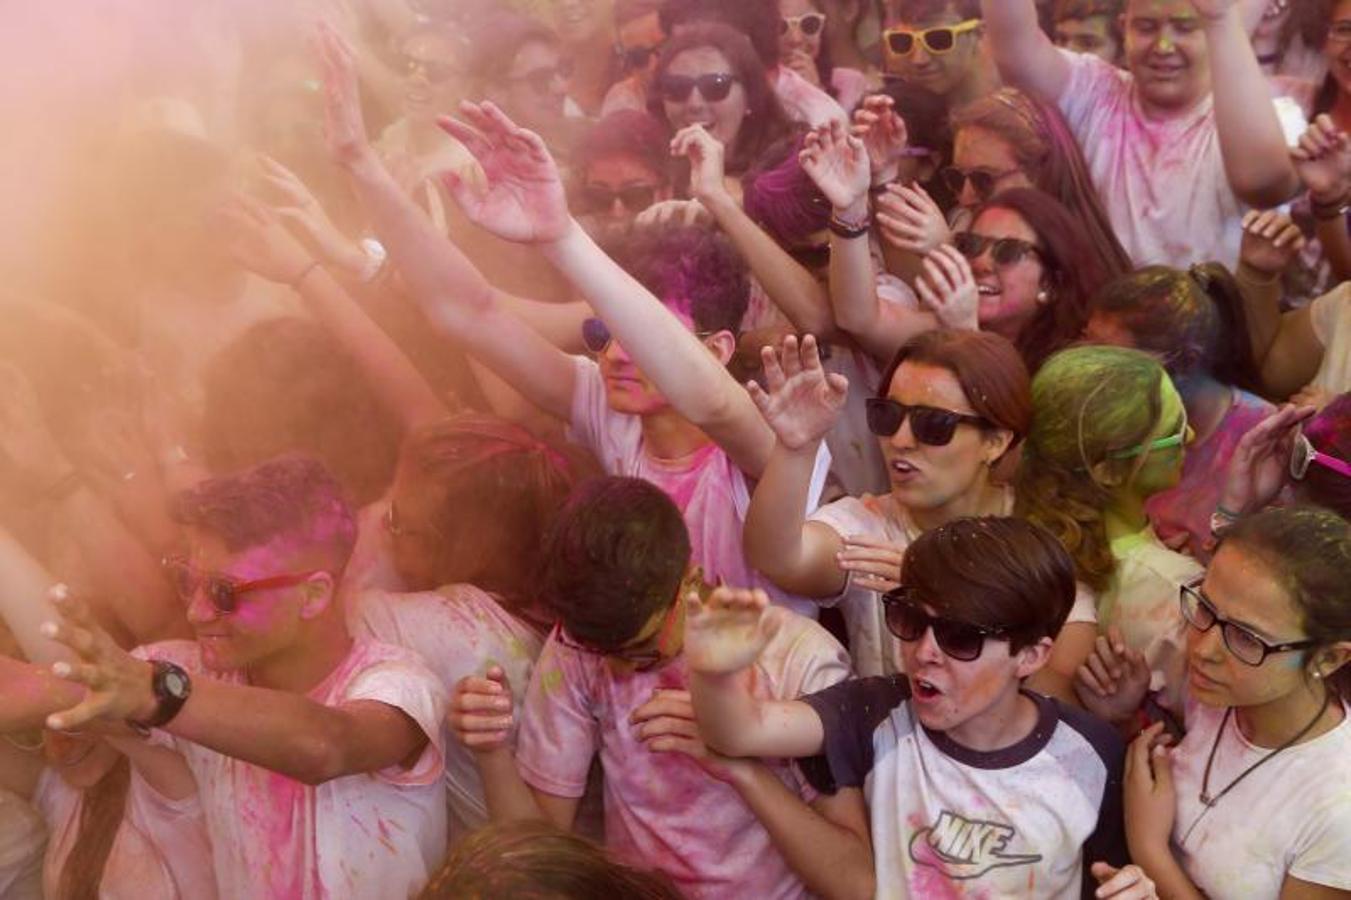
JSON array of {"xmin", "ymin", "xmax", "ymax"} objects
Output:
[{"xmin": 977, "ymin": 285, "xmax": 999, "ymax": 295}]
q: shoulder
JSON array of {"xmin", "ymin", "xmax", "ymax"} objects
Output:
[{"xmin": 1051, "ymin": 696, "xmax": 1125, "ymax": 770}]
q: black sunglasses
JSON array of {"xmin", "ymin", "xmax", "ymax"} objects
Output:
[
  {"xmin": 657, "ymin": 72, "xmax": 738, "ymax": 103},
  {"xmin": 619, "ymin": 43, "xmax": 663, "ymax": 72},
  {"xmin": 1180, "ymin": 582, "xmax": 1320, "ymax": 667},
  {"xmin": 940, "ymin": 166, "xmax": 1020, "ymax": 202},
  {"xmin": 952, "ymin": 232, "xmax": 1042, "ymax": 267},
  {"xmin": 865, "ymin": 398, "xmax": 988, "ymax": 446},
  {"xmin": 578, "ymin": 184, "xmax": 659, "ymax": 215},
  {"xmin": 882, "ymin": 588, "xmax": 1013, "ymax": 661}
]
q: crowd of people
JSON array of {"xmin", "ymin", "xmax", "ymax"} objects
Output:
[{"xmin": 2, "ymin": 0, "xmax": 1351, "ymax": 897}]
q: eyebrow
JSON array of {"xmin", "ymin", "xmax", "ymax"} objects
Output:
[{"xmin": 1201, "ymin": 588, "xmax": 1280, "ymax": 642}]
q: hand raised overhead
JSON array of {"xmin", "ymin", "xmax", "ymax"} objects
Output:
[{"xmin": 746, "ymin": 334, "xmax": 848, "ymax": 452}]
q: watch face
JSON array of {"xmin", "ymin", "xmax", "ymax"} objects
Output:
[{"xmin": 165, "ymin": 671, "xmax": 189, "ymax": 698}]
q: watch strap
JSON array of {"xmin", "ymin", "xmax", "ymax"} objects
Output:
[{"xmin": 132, "ymin": 660, "xmax": 192, "ymax": 730}]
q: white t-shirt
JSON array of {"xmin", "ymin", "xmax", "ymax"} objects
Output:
[
  {"xmin": 1056, "ymin": 49, "xmax": 1285, "ymax": 269},
  {"xmin": 1171, "ymin": 698, "xmax": 1351, "ymax": 898},
  {"xmin": 802, "ymin": 678, "xmax": 1128, "ymax": 900},
  {"xmin": 567, "ymin": 355, "xmax": 830, "ymax": 617},
  {"xmin": 350, "ymin": 585, "xmax": 545, "ymax": 840},
  {"xmin": 808, "ymin": 490, "xmax": 1097, "ymax": 677},
  {"xmin": 0, "ymin": 788, "xmax": 44, "ymax": 900},
  {"xmin": 134, "ymin": 638, "xmax": 448, "ymax": 900},
  {"xmin": 34, "ymin": 767, "xmax": 216, "ymax": 900},
  {"xmin": 1104, "ymin": 527, "xmax": 1201, "ymax": 717},
  {"xmin": 516, "ymin": 607, "xmax": 852, "ymax": 900},
  {"xmin": 1309, "ymin": 282, "xmax": 1351, "ymax": 394}
]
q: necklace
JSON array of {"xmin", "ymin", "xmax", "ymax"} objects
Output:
[{"xmin": 1199, "ymin": 692, "xmax": 1332, "ymax": 807}]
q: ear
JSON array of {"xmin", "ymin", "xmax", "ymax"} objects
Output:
[
  {"xmin": 1312, "ymin": 643, "xmax": 1351, "ymax": 682},
  {"xmin": 1014, "ymin": 636, "xmax": 1054, "ymax": 679},
  {"xmin": 298, "ymin": 572, "xmax": 336, "ymax": 621},
  {"xmin": 982, "ymin": 427, "xmax": 1016, "ymax": 467},
  {"xmin": 1088, "ymin": 458, "xmax": 1126, "ymax": 489},
  {"xmin": 704, "ymin": 330, "xmax": 738, "ymax": 366}
]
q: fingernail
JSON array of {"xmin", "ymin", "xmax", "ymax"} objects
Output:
[{"xmin": 53, "ymin": 662, "xmax": 70, "ymax": 677}]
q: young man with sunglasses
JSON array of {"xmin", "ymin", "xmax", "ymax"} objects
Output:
[
  {"xmin": 601, "ymin": 0, "xmax": 668, "ymax": 116},
  {"xmin": 982, "ymin": 0, "xmax": 1302, "ymax": 269},
  {"xmin": 40, "ymin": 457, "xmax": 450, "ymax": 898},
  {"xmin": 449, "ymin": 477, "xmax": 857, "ymax": 900},
  {"xmin": 878, "ymin": 0, "xmax": 1001, "ymax": 109},
  {"xmin": 687, "ymin": 517, "xmax": 1148, "ymax": 900}
]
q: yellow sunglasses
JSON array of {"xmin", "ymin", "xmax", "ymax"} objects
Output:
[{"xmin": 884, "ymin": 19, "xmax": 981, "ymax": 56}]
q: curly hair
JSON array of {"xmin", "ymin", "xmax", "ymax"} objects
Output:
[
  {"xmin": 1015, "ymin": 346, "xmax": 1169, "ymax": 592},
  {"xmin": 609, "ymin": 222, "xmax": 751, "ymax": 334}
]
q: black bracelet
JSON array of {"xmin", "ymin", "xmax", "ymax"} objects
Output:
[{"xmin": 828, "ymin": 213, "xmax": 871, "ymax": 240}]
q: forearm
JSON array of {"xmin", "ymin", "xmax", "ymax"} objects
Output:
[
  {"xmin": 295, "ymin": 266, "xmax": 448, "ymax": 431},
  {"xmin": 0, "ymin": 655, "xmax": 83, "ymax": 731},
  {"xmin": 1206, "ymin": 10, "xmax": 1301, "ymax": 206},
  {"xmin": 1135, "ymin": 847, "xmax": 1207, "ymax": 900},
  {"xmin": 828, "ymin": 213, "xmax": 882, "ymax": 336},
  {"xmin": 472, "ymin": 747, "xmax": 550, "ymax": 824},
  {"xmin": 733, "ymin": 768, "xmax": 874, "ymax": 900},
  {"xmin": 703, "ymin": 190, "xmax": 836, "ymax": 337},
  {"xmin": 0, "ymin": 528, "xmax": 71, "ymax": 665},
  {"xmin": 690, "ymin": 669, "xmax": 826, "ymax": 759},
  {"xmin": 745, "ymin": 441, "xmax": 845, "ymax": 597},
  {"xmin": 980, "ymin": 0, "xmax": 1070, "ymax": 101},
  {"xmin": 1234, "ymin": 261, "xmax": 1285, "ymax": 370}
]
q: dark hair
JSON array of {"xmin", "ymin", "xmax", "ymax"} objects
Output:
[
  {"xmin": 420, "ymin": 820, "xmax": 685, "ymax": 899},
  {"xmin": 576, "ymin": 111, "xmax": 674, "ymax": 183},
  {"xmin": 1303, "ymin": 393, "xmax": 1351, "ymax": 520},
  {"xmin": 540, "ymin": 477, "xmax": 691, "ymax": 650},
  {"xmin": 1053, "ymin": 0, "xmax": 1125, "ymax": 45},
  {"xmin": 172, "ymin": 455, "xmax": 358, "ymax": 572},
  {"xmin": 649, "ymin": 23, "xmax": 795, "ymax": 174},
  {"xmin": 741, "ymin": 134, "xmax": 831, "ymax": 247},
  {"xmin": 201, "ymin": 317, "xmax": 402, "ymax": 506},
  {"xmin": 951, "ymin": 89, "xmax": 1132, "ymax": 279},
  {"xmin": 880, "ymin": 0, "xmax": 981, "ymax": 26},
  {"xmin": 465, "ymin": 12, "xmax": 559, "ymax": 83},
  {"xmin": 660, "ymin": 0, "xmax": 781, "ymax": 66},
  {"xmin": 396, "ymin": 414, "xmax": 591, "ymax": 606},
  {"xmin": 56, "ymin": 755, "xmax": 131, "ymax": 900},
  {"xmin": 902, "ymin": 517, "xmax": 1077, "ymax": 650},
  {"xmin": 609, "ymin": 223, "xmax": 751, "ymax": 334},
  {"xmin": 1088, "ymin": 264, "xmax": 1263, "ymax": 393},
  {"xmin": 1217, "ymin": 506, "xmax": 1351, "ymax": 698},
  {"xmin": 975, "ymin": 187, "xmax": 1113, "ymax": 371},
  {"xmin": 879, "ymin": 329, "xmax": 1033, "ymax": 455}
]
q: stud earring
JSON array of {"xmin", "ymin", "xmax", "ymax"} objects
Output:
[{"xmin": 1035, "ymin": 290, "xmax": 1050, "ymax": 305}]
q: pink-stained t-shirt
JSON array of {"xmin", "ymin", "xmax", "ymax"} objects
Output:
[
  {"xmin": 34, "ymin": 768, "xmax": 217, "ymax": 900},
  {"xmin": 1056, "ymin": 49, "xmax": 1289, "ymax": 269},
  {"xmin": 133, "ymin": 638, "xmax": 448, "ymax": 900},
  {"xmin": 566, "ymin": 356, "xmax": 830, "ymax": 617},
  {"xmin": 350, "ymin": 585, "xmax": 546, "ymax": 840},
  {"xmin": 771, "ymin": 65, "xmax": 848, "ymax": 126},
  {"xmin": 0, "ymin": 789, "xmax": 44, "ymax": 900},
  {"xmin": 515, "ymin": 608, "xmax": 853, "ymax": 900},
  {"xmin": 1146, "ymin": 389, "xmax": 1274, "ymax": 562}
]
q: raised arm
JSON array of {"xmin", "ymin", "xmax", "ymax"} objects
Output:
[
  {"xmin": 1197, "ymin": 0, "xmax": 1301, "ymax": 207},
  {"xmin": 980, "ymin": 0, "xmax": 1074, "ymax": 104},
  {"xmin": 1295, "ymin": 115, "xmax": 1351, "ymax": 282}
]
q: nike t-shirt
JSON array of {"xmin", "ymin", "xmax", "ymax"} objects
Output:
[{"xmin": 801, "ymin": 677, "xmax": 1127, "ymax": 900}]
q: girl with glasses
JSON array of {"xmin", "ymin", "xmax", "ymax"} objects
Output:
[
  {"xmin": 1119, "ymin": 507, "xmax": 1351, "ymax": 900},
  {"xmin": 776, "ymin": 0, "xmax": 871, "ymax": 113}
]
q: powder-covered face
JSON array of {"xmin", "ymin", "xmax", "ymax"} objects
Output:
[
  {"xmin": 951, "ymin": 125, "xmax": 1033, "ymax": 208},
  {"xmin": 495, "ymin": 40, "xmax": 570, "ymax": 136},
  {"xmin": 400, "ymin": 31, "xmax": 461, "ymax": 122},
  {"xmin": 617, "ymin": 11, "xmax": 666, "ymax": 90},
  {"xmin": 1325, "ymin": 0, "xmax": 1351, "ymax": 98},
  {"xmin": 1054, "ymin": 15, "xmax": 1121, "ymax": 63},
  {"xmin": 1122, "ymin": 0, "xmax": 1212, "ymax": 112},
  {"xmin": 580, "ymin": 153, "xmax": 670, "ymax": 232},
  {"xmin": 661, "ymin": 46, "xmax": 750, "ymax": 149},
  {"xmin": 1124, "ymin": 376, "xmax": 1190, "ymax": 499},
  {"xmin": 552, "ymin": 0, "xmax": 609, "ymax": 44},
  {"xmin": 778, "ymin": 0, "xmax": 825, "ymax": 64},
  {"xmin": 967, "ymin": 206, "xmax": 1047, "ymax": 342},
  {"xmin": 883, "ymin": 9, "xmax": 983, "ymax": 97}
]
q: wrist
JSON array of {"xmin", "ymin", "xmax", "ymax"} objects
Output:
[
  {"xmin": 699, "ymin": 186, "xmax": 737, "ymax": 217},
  {"xmin": 128, "ymin": 659, "xmax": 160, "ymax": 724},
  {"xmin": 341, "ymin": 145, "xmax": 382, "ymax": 179},
  {"xmin": 539, "ymin": 216, "xmax": 586, "ymax": 261},
  {"xmin": 870, "ymin": 163, "xmax": 900, "ymax": 187},
  {"xmin": 834, "ymin": 197, "xmax": 870, "ymax": 222},
  {"xmin": 1235, "ymin": 259, "xmax": 1281, "ymax": 283}
]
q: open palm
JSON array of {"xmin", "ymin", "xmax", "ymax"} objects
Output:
[
  {"xmin": 437, "ymin": 102, "xmax": 570, "ymax": 244},
  {"xmin": 684, "ymin": 587, "xmax": 780, "ymax": 675},
  {"xmin": 747, "ymin": 334, "xmax": 848, "ymax": 451},
  {"xmin": 799, "ymin": 120, "xmax": 870, "ymax": 212}
]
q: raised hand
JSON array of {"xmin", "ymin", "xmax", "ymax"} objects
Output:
[
  {"xmin": 631, "ymin": 688, "xmax": 751, "ymax": 785},
  {"xmin": 1073, "ymin": 627, "xmax": 1151, "ymax": 726},
  {"xmin": 836, "ymin": 534, "xmax": 906, "ymax": 594},
  {"xmin": 1239, "ymin": 209, "xmax": 1306, "ymax": 277},
  {"xmin": 1292, "ymin": 115, "xmax": 1351, "ymax": 202},
  {"xmin": 217, "ymin": 194, "xmax": 317, "ymax": 286},
  {"xmin": 0, "ymin": 363, "xmax": 74, "ymax": 498},
  {"xmin": 669, "ymin": 124, "xmax": 730, "ymax": 204},
  {"xmin": 746, "ymin": 334, "xmax": 849, "ymax": 452},
  {"xmin": 257, "ymin": 155, "xmax": 367, "ymax": 274},
  {"xmin": 1090, "ymin": 863, "xmax": 1159, "ymax": 900},
  {"xmin": 683, "ymin": 586, "xmax": 781, "ymax": 676},
  {"xmin": 1123, "ymin": 723, "xmax": 1178, "ymax": 861},
  {"xmin": 876, "ymin": 183, "xmax": 951, "ymax": 256},
  {"xmin": 799, "ymin": 119, "xmax": 871, "ymax": 213},
  {"xmin": 316, "ymin": 22, "xmax": 375, "ymax": 170},
  {"xmin": 914, "ymin": 244, "xmax": 979, "ymax": 331},
  {"xmin": 437, "ymin": 101, "xmax": 571, "ymax": 244},
  {"xmin": 851, "ymin": 94, "xmax": 909, "ymax": 180},
  {"xmin": 42, "ymin": 587, "xmax": 157, "ymax": 730},
  {"xmin": 1218, "ymin": 403, "xmax": 1315, "ymax": 516},
  {"xmin": 635, "ymin": 199, "xmax": 713, "ymax": 230},
  {"xmin": 448, "ymin": 666, "xmax": 515, "ymax": 753}
]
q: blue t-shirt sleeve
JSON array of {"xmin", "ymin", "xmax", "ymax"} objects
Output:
[{"xmin": 799, "ymin": 675, "xmax": 910, "ymax": 794}]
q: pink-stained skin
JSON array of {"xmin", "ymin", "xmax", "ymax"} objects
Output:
[{"xmin": 661, "ymin": 47, "xmax": 750, "ymax": 149}]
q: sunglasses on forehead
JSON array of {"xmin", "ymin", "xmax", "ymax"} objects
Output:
[
  {"xmin": 882, "ymin": 587, "xmax": 1015, "ymax": 661},
  {"xmin": 657, "ymin": 72, "xmax": 738, "ymax": 103},
  {"xmin": 161, "ymin": 556, "xmax": 322, "ymax": 615},
  {"xmin": 865, "ymin": 398, "xmax": 989, "ymax": 446},
  {"xmin": 884, "ymin": 19, "xmax": 981, "ymax": 57},
  {"xmin": 781, "ymin": 12, "xmax": 826, "ymax": 36},
  {"xmin": 952, "ymin": 232, "xmax": 1042, "ymax": 267}
]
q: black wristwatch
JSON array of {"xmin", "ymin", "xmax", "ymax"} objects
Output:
[{"xmin": 132, "ymin": 660, "xmax": 192, "ymax": 730}]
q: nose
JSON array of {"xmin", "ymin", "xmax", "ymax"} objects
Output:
[
  {"xmin": 914, "ymin": 626, "xmax": 946, "ymax": 665},
  {"xmin": 602, "ymin": 337, "xmax": 633, "ymax": 365},
  {"xmin": 957, "ymin": 180, "xmax": 981, "ymax": 208},
  {"xmin": 550, "ymin": 71, "xmax": 570, "ymax": 98},
  {"xmin": 1188, "ymin": 618, "xmax": 1225, "ymax": 661},
  {"xmin": 911, "ymin": 44, "xmax": 933, "ymax": 66},
  {"xmin": 889, "ymin": 414, "xmax": 918, "ymax": 450},
  {"xmin": 185, "ymin": 588, "xmax": 220, "ymax": 626},
  {"xmin": 608, "ymin": 197, "xmax": 626, "ymax": 221}
]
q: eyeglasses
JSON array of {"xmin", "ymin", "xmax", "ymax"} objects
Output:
[
  {"xmin": 781, "ymin": 13, "xmax": 827, "ymax": 36},
  {"xmin": 952, "ymin": 232, "xmax": 1042, "ymax": 267},
  {"xmin": 578, "ymin": 183, "xmax": 659, "ymax": 215},
  {"xmin": 657, "ymin": 72, "xmax": 738, "ymax": 103},
  {"xmin": 940, "ymin": 166, "xmax": 1022, "ymax": 202},
  {"xmin": 882, "ymin": 587, "xmax": 1014, "ymax": 661},
  {"xmin": 884, "ymin": 19, "xmax": 982, "ymax": 57},
  {"xmin": 865, "ymin": 398, "xmax": 989, "ymax": 446},
  {"xmin": 582, "ymin": 317, "xmax": 716, "ymax": 355},
  {"xmin": 1180, "ymin": 581, "xmax": 1319, "ymax": 667},
  {"xmin": 1291, "ymin": 432, "xmax": 1351, "ymax": 481},
  {"xmin": 618, "ymin": 42, "xmax": 664, "ymax": 72},
  {"xmin": 787, "ymin": 241, "xmax": 832, "ymax": 270},
  {"xmin": 403, "ymin": 55, "xmax": 458, "ymax": 85},
  {"xmin": 510, "ymin": 60, "xmax": 574, "ymax": 94},
  {"xmin": 162, "ymin": 556, "xmax": 322, "ymax": 615},
  {"xmin": 1106, "ymin": 410, "xmax": 1189, "ymax": 460}
]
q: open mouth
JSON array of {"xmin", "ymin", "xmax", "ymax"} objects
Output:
[
  {"xmin": 976, "ymin": 283, "xmax": 1000, "ymax": 297},
  {"xmin": 912, "ymin": 676, "xmax": 943, "ymax": 701},
  {"xmin": 890, "ymin": 458, "xmax": 919, "ymax": 477}
]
